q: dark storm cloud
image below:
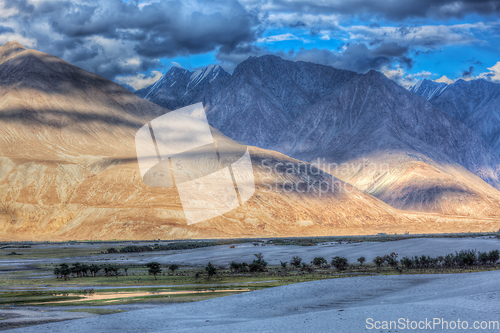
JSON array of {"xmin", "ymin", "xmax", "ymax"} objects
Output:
[
  {"xmin": 462, "ymin": 66, "xmax": 475, "ymax": 77},
  {"xmin": 2, "ymin": 0, "xmax": 496, "ymax": 85},
  {"xmin": 216, "ymin": 42, "xmax": 412, "ymax": 74},
  {"xmin": 4, "ymin": 0, "xmax": 259, "ymax": 80},
  {"xmin": 216, "ymin": 44, "xmax": 270, "ymax": 71},
  {"xmin": 260, "ymin": 0, "xmax": 500, "ymax": 21},
  {"xmin": 292, "ymin": 43, "xmax": 413, "ymax": 73}
]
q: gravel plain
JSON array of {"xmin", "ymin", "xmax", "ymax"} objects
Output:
[{"xmin": 5, "ymin": 270, "xmax": 500, "ymax": 332}]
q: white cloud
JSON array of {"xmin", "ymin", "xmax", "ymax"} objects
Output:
[
  {"xmin": 478, "ymin": 61, "xmax": 500, "ymax": 82},
  {"xmin": 258, "ymin": 33, "xmax": 300, "ymax": 43},
  {"xmin": 409, "ymin": 71, "xmax": 432, "ymax": 79},
  {"xmin": 263, "ymin": 12, "xmax": 341, "ymax": 30},
  {"xmin": 435, "ymin": 75, "xmax": 455, "ymax": 84},
  {"xmin": 0, "ymin": 1, "xmax": 18, "ymax": 18},
  {"xmin": 346, "ymin": 23, "xmax": 486, "ymax": 48},
  {"xmin": 0, "ymin": 34, "xmax": 36, "ymax": 48},
  {"xmin": 381, "ymin": 65, "xmax": 410, "ymax": 87},
  {"xmin": 115, "ymin": 70, "xmax": 163, "ymax": 91},
  {"xmin": 171, "ymin": 61, "xmax": 182, "ymax": 68}
]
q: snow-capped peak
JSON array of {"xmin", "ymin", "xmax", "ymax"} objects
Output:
[
  {"xmin": 186, "ymin": 64, "xmax": 221, "ymax": 92},
  {"xmin": 408, "ymin": 79, "xmax": 448, "ymax": 100}
]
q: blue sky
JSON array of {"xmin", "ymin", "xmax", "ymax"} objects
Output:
[{"xmin": 2, "ymin": 0, "xmax": 499, "ymax": 90}]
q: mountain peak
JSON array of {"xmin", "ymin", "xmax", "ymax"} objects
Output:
[
  {"xmin": 135, "ymin": 63, "xmax": 230, "ymax": 110},
  {"xmin": 1, "ymin": 41, "xmax": 26, "ymax": 50},
  {"xmin": 0, "ymin": 41, "xmax": 27, "ymax": 63},
  {"xmin": 168, "ymin": 66, "xmax": 189, "ymax": 74},
  {"xmin": 408, "ymin": 78, "xmax": 449, "ymax": 100}
]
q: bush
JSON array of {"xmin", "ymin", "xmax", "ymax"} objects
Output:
[
  {"xmin": 168, "ymin": 264, "xmax": 179, "ymax": 273},
  {"xmin": 417, "ymin": 255, "xmax": 431, "ymax": 268},
  {"xmin": 331, "ymin": 256, "xmax": 348, "ymax": 270},
  {"xmin": 454, "ymin": 250, "xmax": 477, "ymax": 267},
  {"xmin": 280, "ymin": 261, "xmax": 288, "ymax": 270},
  {"xmin": 230, "ymin": 261, "xmax": 246, "ymax": 272},
  {"xmin": 249, "ymin": 253, "xmax": 268, "ymax": 272},
  {"xmin": 312, "ymin": 257, "xmax": 327, "ymax": 267},
  {"xmin": 400, "ymin": 257, "xmax": 414, "ymax": 269},
  {"xmin": 357, "ymin": 257, "xmax": 366, "ymax": 265},
  {"xmin": 444, "ymin": 253, "xmax": 455, "ymax": 267},
  {"xmin": 373, "ymin": 256, "xmax": 385, "ymax": 268},
  {"xmin": 301, "ymin": 263, "xmax": 314, "ymax": 273},
  {"xmin": 290, "ymin": 256, "xmax": 302, "ymax": 268},
  {"xmin": 478, "ymin": 251, "xmax": 489, "ymax": 265},
  {"xmin": 488, "ymin": 250, "xmax": 499, "ymax": 264},
  {"xmin": 205, "ymin": 263, "xmax": 217, "ymax": 279}
]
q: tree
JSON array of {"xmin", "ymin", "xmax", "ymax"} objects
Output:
[
  {"xmin": 89, "ymin": 264, "xmax": 101, "ymax": 277},
  {"xmin": 146, "ymin": 262, "xmax": 162, "ymax": 280},
  {"xmin": 280, "ymin": 261, "xmax": 288, "ymax": 270},
  {"xmin": 205, "ymin": 262, "xmax": 217, "ymax": 279},
  {"xmin": 230, "ymin": 261, "xmax": 247, "ymax": 272},
  {"xmin": 331, "ymin": 256, "xmax": 348, "ymax": 271},
  {"xmin": 55, "ymin": 263, "xmax": 71, "ymax": 280},
  {"xmin": 454, "ymin": 250, "xmax": 476, "ymax": 267},
  {"xmin": 53, "ymin": 266, "xmax": 61, "ymax": 279},
  {"xmin": 312, "ymin": 257, "xmax": 327, "ymax": 268},
  {"xmin": 444, "ymin": 253, "xmax": 455, "ymax": 267},
  {"xmin": 290, "ymin": 256, "xmax": 302, "ymax": 268},
  {"xmin": 71, "ymin": 262, "xmax": 83, "ymax": 278},
  {"xmin": 104, "ymin": 265, "xmax": 120, "ymax": 279},
  {"xmin": 357, "ymin": 257, "xmax": 366, "ymax": 265},
  {"xmin": 385, "ymin": 252, "xmax": 399, "ymax": 269},
  {"xmin": 249, "ymin": 253, "xmax": 268, "ymax": 272},
  {"xmin": 80, "ymin": 264, "xmax": 90, "ymax": 277},
  {"xmin": 373, "ymin": 256, "xmax": 385, "ymax": 268},
  {"xmin": 488, "ymin": 250, "xmax": 499, "ymax": 264},
  {"xmin": 478, "ymin": 251, "xmax": 489, "ymax": 265},
  {"xmin": 168, "ymin": 264, "xmax": 179, "ymax": 274},
  {"xmin": 400, "ymin": 257, "xmax": 414, "ymax": 269}
]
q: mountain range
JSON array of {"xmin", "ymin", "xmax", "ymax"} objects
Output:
[
  {"xmin": 410, "ymin": 78, "xmax": 500, "ymax": 158},
  {"xmin": 138, "ymin": 56, "xmax": 500, "ymax": 219},
  {"xmin": 1, "ymin": 41, "xmax": 456, "ymax": 241},
  {"xmin": 0, "ymin": 41, "xmax": 499, "ymax": 241}
]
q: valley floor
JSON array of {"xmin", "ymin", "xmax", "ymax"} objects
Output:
[
  {"xmin": 5, "ymin": 270, "xmax": 500, "ymax": 332},
  {"xmin": 1, "ymin": 236, "xmax": 500, "ymax": 332}
]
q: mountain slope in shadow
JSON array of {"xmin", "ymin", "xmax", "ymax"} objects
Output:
[{"xmin": 139, "ymin": 55, "xmax": 500, "ymax": 218}]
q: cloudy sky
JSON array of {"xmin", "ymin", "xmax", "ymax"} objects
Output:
[{"xmin": 2, "ymin": 0, "xmax": 499, "ymax": 90}]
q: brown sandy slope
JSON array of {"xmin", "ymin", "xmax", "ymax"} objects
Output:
[
  {"xmin": 0, "ymin": 42, "xmax": 498, "ymax": 241},
  {"xmin": 328, "ymin": 151, "xmax": 500, "ymax": 218}
]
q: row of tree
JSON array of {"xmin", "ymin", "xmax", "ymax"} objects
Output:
[
  {"xmin": 53, "ymin": 263, "xmax": 123, "ymax": 280},
  {"xmin": 372, "ymin": 249, "xmax": 500, "ymax": 269},
  {"xmin": 54, "ymin": 249, "xmax": 500, "ymax": 281},
  {"xmin": 145, "ymin": 262, "xmax": 180, "ymax": 280},
  {"xmin": 228, "ymin": 249, "xmax": 500, "ymax": 274}
]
